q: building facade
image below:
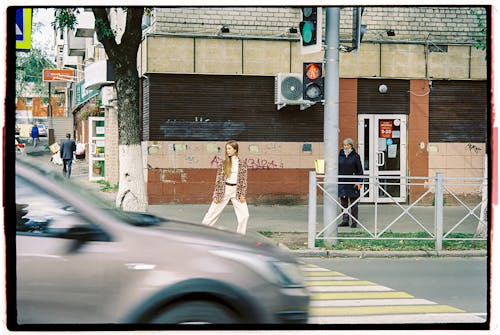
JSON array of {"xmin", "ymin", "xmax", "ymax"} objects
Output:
[
  {"xmin": 139, "ymin": 6, "xmax": 488, "ymax": 204},
  {"xmin": 60, "ymin": 6, "xmax": 489, "ymax": 204}
]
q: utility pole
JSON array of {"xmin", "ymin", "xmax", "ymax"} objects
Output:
[
  {"xmin": 323, "ymin": 7, "xmax": 340, "ymax": 246},
  {"xmin": 48, "ymin": 81, "xmax": 55, "ymax": 145}
]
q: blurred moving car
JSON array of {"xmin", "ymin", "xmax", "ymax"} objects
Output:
[
  {"xmin": 13, "ymin": 160, "xmax": 309, "ymax": 326},
  {"xmin": 37, "ymin": 124, "xmax": 47, "ymax": 137}
]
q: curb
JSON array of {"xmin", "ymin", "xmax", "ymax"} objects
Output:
[{"xmin": 289, "ymin": 249, "xmax": 487, "ymax": 258}]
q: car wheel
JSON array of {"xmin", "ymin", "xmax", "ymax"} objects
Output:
[{"xmin": 149, "ymin": 300, "xmax": 242, "ymax": 324}]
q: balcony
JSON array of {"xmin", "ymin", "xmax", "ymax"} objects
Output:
[
  {"xmin": 67, "ymin": 29, "xmax": 85, "ymax": 57},
  {"xmin": 74, "ymin": 10, "xmax": 95, "ymax": 38},
  {"xmin": 84, "ymin": 60, "xmax": 115, "ymax": 90}
]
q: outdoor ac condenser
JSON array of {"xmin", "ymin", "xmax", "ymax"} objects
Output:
[{"xmin": 274, "ymin": 73, "xmax": 314, "ymax": 110}]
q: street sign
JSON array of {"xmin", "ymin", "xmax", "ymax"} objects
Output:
[
  {"xmin": 43, "ymin": 69, "xmax": 76, "ymax": 82},
  {"xmin": 16, "ymin": 8, "xmax": 32, "ymax": 50}
]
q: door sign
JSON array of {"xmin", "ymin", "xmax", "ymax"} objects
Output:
[{"xmin": 379, "ymin": 120, "xmax": 393, "ymax": 138}]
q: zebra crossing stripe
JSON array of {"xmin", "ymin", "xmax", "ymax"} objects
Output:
[
  {"xmin": 302, "ymin": 264, "xmax": 485, "ymax": 324},
  {"xmin": 306, "ymin": 280, "xmax": 377, "ymax": 286},
  {"xmin": 305, "ymin": 276, "xmax": 358, "ymax": 281},
  {"xmin": 304, "ymin": 271, "xmax": 346, "ymax": 276},
  {"xmin": 309, "ymin": 313, "xmax": 486, "ymax": 324},
  {"xmin": 309, "ymin": 304, "xmax": 464, "ymax": 316},
  {"xmin": 309, "ymin": 285, "xmax": 393, "ymax": 292},
  {"xmin": 311, "ymin": 291, "xmax": 414, "ymax": 300},
  {"xmin": 309, "ymin": 298, "xmax": 437, "ymax": 307},
  {"xmin": 302, "ymin": 265, "xmax": 336, "ymax": 271}
]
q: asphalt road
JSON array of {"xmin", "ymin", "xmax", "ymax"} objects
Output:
[{"xmin": 303, "ymin": 256, "xmax": 488, "ymax": 318}]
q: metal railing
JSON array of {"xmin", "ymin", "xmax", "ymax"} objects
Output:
[{"xmin": 307, "ymin": 171, "xmax": 488, "ymax": 250}]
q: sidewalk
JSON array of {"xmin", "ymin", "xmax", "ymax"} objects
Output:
[{"xmin": 16, "ymin": 144, "xmax": 487, "ymax": 258}]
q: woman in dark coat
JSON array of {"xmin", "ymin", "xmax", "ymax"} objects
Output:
[{"xmin": 338, "ymin": 138, "xmax": 363, "ymax": 227}]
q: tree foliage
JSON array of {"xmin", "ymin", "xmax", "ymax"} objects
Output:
[
  {"xmin": 470, "ymin": 9, "xmax": 487, "ymax": 53},
  {"xmin": 52, "ymin": 8, "xmax": 80, "ymax": 30},
  {"xmin": 16, "ymin": 48, "xmax": 55, "ymax": 97},
  {"xmin": 16, "ymin": 9, "xmax": 57, "ymax": 97}
]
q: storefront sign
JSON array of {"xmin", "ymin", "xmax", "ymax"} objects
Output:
[{"xmin": 43, "ymin": 69, "xmax": 75, "ymax": 82}]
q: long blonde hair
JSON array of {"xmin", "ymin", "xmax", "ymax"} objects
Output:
[{"xmin": 223, "ymin": 140, "xmax": 239, "ymax": 178}]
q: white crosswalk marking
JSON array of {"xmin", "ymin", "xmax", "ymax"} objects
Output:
[
  {"xmin": 309, "ymin": 298, "xmax": 437, "ymax": 307},
  {"xmin": 309, "ymin": 285, "xmax": 393, "ymax": 292},
  {"xmin": 303, "ymin": 264, "xmax": 486, "ymax": 324}
]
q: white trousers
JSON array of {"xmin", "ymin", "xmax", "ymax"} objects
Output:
[{"xmin": 202, "ymin": 185, "xmax": 249, "ymax": 234}]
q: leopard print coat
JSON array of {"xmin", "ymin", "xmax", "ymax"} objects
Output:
[{"xmin": 212, "ymin": 157, "xmax": 248, "ymax": 203}]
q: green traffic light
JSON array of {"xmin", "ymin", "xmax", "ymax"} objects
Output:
[{"xmin": 301, "ymin": 21, "xmax": 314, "ymax": 44}]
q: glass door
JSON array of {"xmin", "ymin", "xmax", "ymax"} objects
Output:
[{"xmin": 358, "ymin": 114, "xmax": 407, "ymax": 203}]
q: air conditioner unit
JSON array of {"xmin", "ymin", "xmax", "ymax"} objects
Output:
[{"xmin": 275, "ymin": 73, "xmax": 314, "ymax": 110}]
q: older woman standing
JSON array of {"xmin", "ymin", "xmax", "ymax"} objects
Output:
[
  {"xmin": 338, "ymin": 138, "xmax": 363, "ymax": 228},
  {"xmin": 202, "ymin": 140, "xmax": 249, "ymax": 234}
]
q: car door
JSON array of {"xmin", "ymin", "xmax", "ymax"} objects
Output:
[{"xmin": 15, "ymin": 176, "xmax": 117, "ymax": 324}]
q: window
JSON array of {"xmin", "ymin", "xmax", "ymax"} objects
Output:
[
  {"xmin": 25, "ymin": 97, "xmax": 32, "ymax": 106},
  {"xmin": 16, "ymin": 176, "xmax": 92, "ymax": 236}
]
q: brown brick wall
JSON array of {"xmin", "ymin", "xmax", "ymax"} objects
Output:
[
  {"xmin": 16, "ymin": 97, "xmax": 66, "ymax": 118},
  {"xmin": 147, "ymin": 168, "xmax": 311, "ymax": 204},
  {"xmin": 339, "ymin": 79, "xmax": 359, "ymax": 145}
]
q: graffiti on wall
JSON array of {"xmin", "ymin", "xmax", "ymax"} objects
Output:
[
  {"xmin": 160, "ymin": 120, "xmax": 245, "ymax": 140},
  {"xmin": 247, "ymin": 158, "xmax": 284, "ymax": 169},
  {"xmin": 465, "ymin": 143, "xmax": 482, "ymax": 154},
  {"xmin": 210, "ymin": 155, "xmax": 284, "ymax": 169}
]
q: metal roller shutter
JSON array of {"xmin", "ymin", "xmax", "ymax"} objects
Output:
[
  {"xmin": 429, "ymin": 80, "xmax": 487, "ymax": 143},
  {"xmin": 143, "ymin": 73, "xmax": 324, "ymax": 142}
]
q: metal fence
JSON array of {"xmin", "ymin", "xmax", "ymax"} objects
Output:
[{"xmin": 307, "ymin": 171, "xmax": 488, "ymax": 250}]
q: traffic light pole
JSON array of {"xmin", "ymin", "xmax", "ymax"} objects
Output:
[{"xmin": 323, "ymin": 7, "xmax": 340, "ymax": 246}]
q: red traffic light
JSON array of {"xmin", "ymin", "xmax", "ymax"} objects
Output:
[
  {"xmin": 303, "ymin": 62, "xmax": 323, "ymax": 102},
  {"xmin": 305, "ymin": 63, "xmax": 322, "ymax": 80}
]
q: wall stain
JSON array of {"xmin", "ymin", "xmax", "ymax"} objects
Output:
[{"xmin": 160, "ymin": 169, "xmax": 188, "ymax": 183}]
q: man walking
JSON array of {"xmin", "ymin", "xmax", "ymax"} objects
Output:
[
  {"xmin": 30, "ymin": 124, "xmax": 39, "ymax": 148},
  {"xmin": 60, "ymin": 133, "xmax": 76, "ymax": 178}
]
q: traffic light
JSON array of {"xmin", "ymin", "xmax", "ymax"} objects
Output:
[
  {"xmin": 299, "ymin": 7, "xmax": 322, "ymax": 54},
  {"xmin": 303, "ymin": 62, "xmax": 323, "ymax": 102},
  {"xmin": 352, "ymin": 7, "xmax": 367, "ymax": 51}
]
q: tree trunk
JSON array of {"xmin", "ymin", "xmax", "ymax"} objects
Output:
[
  {"xmin": 116, "ymin": 144, "xmax": 148, "ymax": 211},
  {"xmin": 93, "ymin": 7, "xmax": 147, "ymax": 212}
]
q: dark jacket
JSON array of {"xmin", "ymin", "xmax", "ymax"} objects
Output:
[
  {"xmin": 60, "ymin": 138, "xmax": 76, "ymax": 160},
  {"xmin": 338, "ymin": 149, "xmax": 363, "ymax": 198}
]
